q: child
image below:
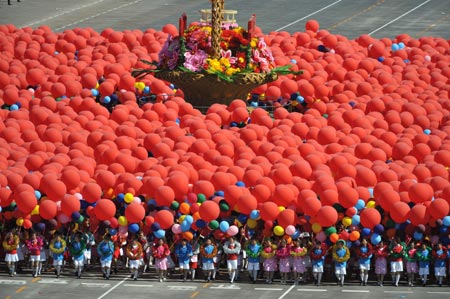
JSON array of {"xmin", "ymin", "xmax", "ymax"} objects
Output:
[
  {"xmin": 223, "ymin": 237, "xmax": 241, "ymax": 284},
  {"xmin": 126, "ymin": 238, "xmax": 143, "ymax": 281},
  {"xmin": 404, "ymin": 242, "xmax": 419, "ymax": 287},
  {"xmin": 332, "ymin": 239, "xmax": 350, "ymax": 287},
  {"xmin": 175, "ymin": 239, "xmax": 193, "ymax": 282},
  {"xmin": 290, "ymin": 239, "xmax": 307, "ymax": 284},
  {"xmin": 432, "ymin": 242, "xmax": 447, "ymax": 287},
  {"xmin": 277, "ymin": 239, "xmax": 291, "ymax": 284},
  {"xmin": 26, "ymin": 232, "xmax": 43, "ymax": 278},
  {"xmin": 261, "ymin": 239, "xmax": 277, "ymax": 284},
  {"xmin": 310, "ymin": 240, "xmax": 327, "ymax": 286},
  {"xmin": 374, "ymin": 240, "xmax": 388, "ymax": 286},
  {"xmin": 389, "ymin": 237, "xmax": 405, "ymax": 287},
  {"xmin": 50, "ymin": 233, "xmax": 67, "ymax": 278},
  {"xmin": 200, "ymin": 238, "xmax": 218, "ymax": 282},
  {"xmin": 3, "ymin": 231, "xmax": 19, "ymax": 277},
  {"xmin": 356, "ymin": 238, "xmax": 372, "ymax": 286},
  {"xmin": 97, "ymin": 233, "xmax": 114, "ymax": 280},
  {"xmin": 416, "ymin": 242, "xmax": 432, "ymax": 286},
  {"xmin": 69, "ymin": 233, "xmax": 86, "ymax": 279},
  {"xmin": 153, "ymin": 238, "xmax": 170, "ymax": 282},
  {"xmin": 246, "ymin": 238, "xmax": 262, "ymax": 283},
  {"xmin": 190, "ymin": 240, "xmax": 200, "ymax": 281}
]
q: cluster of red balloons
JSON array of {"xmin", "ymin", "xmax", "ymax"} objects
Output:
[{"xmin": 0, "ymin": 20, "xmax": 449, "ymax": 244}]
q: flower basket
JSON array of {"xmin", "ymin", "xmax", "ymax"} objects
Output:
[{"xmin": 155, "ymin": 70, "xmax": 277, "ymax": 106}]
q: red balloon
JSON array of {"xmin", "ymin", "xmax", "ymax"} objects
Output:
[
  {"xmin": 408, "ymin": 183, "xmax": 434, "ymax": 203},
  {"xmin": 302, "ymin": 197, "xmax": 322, "ymax": 216},
  {"xmin": 155, "ymin": 185, "xmax": 175, "ymax": 207},
  {"xmin": 316, "ymin": 206, "xmax": 338, "ymax": 227},
  {"xmin": 277, "ymin": 208, "xmax": 296, "ymax": 228},
  {"xmin": 39, "ymin": 200, "xmax": 57, "ymax": 220},
  {"xmin": 236, "ymin": 194, "xmax": 257, "ymax": 214},
  {"xmin": 390, "ymin": 201, "xmax": 410, "ymax": 223},
  {"xmin": 154, "ymin": 210, "xmax": 174, "ymax": 229},
  {"xmin": 81, "ymin": 182, "xmax": 102, "ymax": 203},
  {"xmin": 125, "ymin": 203, "xmax": 145, "ymax": 224},
  {"xmin": 272, "ymin": 184, "xmax": 295, "ymax": 207},
  {"xmin": 360, "ymin": 208, "xmax": 381, "ymax": 229},
  {"xmin": 338, "ymin": 186, "xmax": 359, "ymax": 208},
  {"xmin": 428, "ymin": 198, "xmax": 449, "ymax": 220},
  {"xmin": 94, "ymin": 199, "xmax": 116, "ymax": 221},
  {"xmin": 45, "ymin": 180, "xmax": 67, "ymax": 202},
  {"xmin": 199, "ymin": 201, "xmax": 220, "ymax": 222},
  {"xmin": 305, "ymin": 20, "xmax": 319, "ymax": 32},
  {"xmin": 16, "ymin": 191, "xmax": 37, "ymax": 214},
  {"xmin": 61, "ymin": 194, "xmax": 80, "ymax": 216},
  {"xmin": 409, "ymin": 204, "xmax": 430, "ymax": 226},
  {"xmin": 260, "ymin": 202, "xmax": 280, "ymax": 221}
]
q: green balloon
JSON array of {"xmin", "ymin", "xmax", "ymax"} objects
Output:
[
  {"xmin": 219, "ymin": 200, "xmax": 230, "ymax": 212},
  {"xmin": 324, "ymin": 226, "xmax": 337, "ymax": 236},
  {"xmin": 170, "ymin": 201, "xmax": 180, "ymax": 210},
  {"xmin": 76, "ymin": 215, "xmax": 85, "ymax": 224},
  {"xmin": 197, "ymin": 194, "xmax": 206, "ymax": 204},
  {"xmin": 208, "ymin": 220, "xmax": 219, "ymax": 230}
]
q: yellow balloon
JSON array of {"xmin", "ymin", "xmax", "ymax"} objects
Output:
[
  {"xmin": 179, "ymin": 215, "xmax": 186, "ymax": 223},
  {"xmin": 135, "ymin": 82, "xmax": 145, "ymax": 91},
  {"xmin": 124, "ymin": 193, "xmax": 134, "ymax": 204},
  {"xmin": 342, "ymin": 216, "xmax": 352, "ymax": 227},
  {"xmin": 118, "ymin": 216, "xmax": 128, "ymax": 226},
  {"xmin": 366, "ymin": 200, "xmax": 376, "ymax": 208},
  {"xmin": 273, "ymin": 225, "xmax": 284, "ymax": 236},
  {"xmin": 31, "ymin": 205, "xmax": 40, "ymax": 215},
  {"xmin": 95, "ymin": 82, "xmax": 99, "ymax": 89},
  {"xmin": 16, "ymin": 218, "xmax": 24, "ymax": 227},
  {"xmin": 278, "ymin": 206, "xmax": 285, "ymax": 212},
  {"xmin": 312, "ymin": 222, "xmax": 322, "ymax": 234},
  {"xmin": 247, "ymin": 219, "xmax": 257, "ymax": 229}
]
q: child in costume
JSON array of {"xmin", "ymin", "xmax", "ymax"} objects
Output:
[
  {"xmin": 276, "ymin": 239, "xmax": 291, "ymax": 284},
  {"xmin": 246, "ymin": 238, "xmax": 262, "ymax": 283},
  {"xmin": 290, "ymin": 239, "xmax": 307, "ymax": 284},
  {"xmin": 404, "ymin": 241, "xmax": 419, "ymax": 287},
  {"xmin": 69, "ymin": 232, "xmax": 86, "ymax": 278},
  {"xmin": 356, "ymin": 238, "xmax": 373, "ymax": 286},
  {"xmin": 389, "ymin": 237, "xmax": 405, "ymax": 287},
  {"xmin": 153, "ymin": 238, "xmax": 171, "ymax": 282},
  {"xmin": 200, "ymin": 238, "xmax": 218, "ymax": 282},
  {"xmin": 261, "ymin": 239, "xmax": 277, "ymax": 284},
  {"xmin": 175, "ymin": 239, "xmax": 193, "ymax": 282},
  {"xmin": 310, "ymin": 240, "xmax": 327, "ymax": 286},
  {"xmin": 97, "ymin": 233, "xmax": 114, "ymax": 280},
  {"xmin": 3, "ymin": 231, "xmax": 19, "ymax": 277},
  {"xmin": 126, "ymin": 238, "xmax": 143, "ymax": 281},
  {"xmin": 416, "ymin": 242, "xmax": 432, "ymax": 286},
  {"xmin": 50, "ymin": 233, "xmax": 67, "ymax": 278},
  {"xmin": 374, "ymin": 240, "xmax": 388, "ymax": 286},
  {"xmin": 432, "ymin": 242, "xmax": 447, "ymax": 287},
  {"xmin": 223, "ymin": 236, "xmax": 241, "ymax": 284},
  {"xmin": 25, "ymin": 232, "xmax": 43, "ymax": 277},
  {"xmin": 332, "ymin": 239, "xmax": 350, "ymax": 287},
  {"xmin": 190, "ymin": 240, "xmax": 200, "ymax": 281}
]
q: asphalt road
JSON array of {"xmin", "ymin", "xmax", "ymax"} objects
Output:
[
  {"xmin": 0, "ymin": 0, "xmax": 448, "ymax": 39},
  {"xmin": 1, "ymin": 271, "xmax": 450, "ymax": 299}
]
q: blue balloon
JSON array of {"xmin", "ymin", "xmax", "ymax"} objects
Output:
[
  {"xmin": 196, "ymin": 219, "xmax": 206, "ymax": 228},
  {"xmin": 103, "ymin": 96, "xmax": 111, "ymax": 104},
  {"xmin": 143, "ymin": 86, "xmax": 150, "ymax": 94},
  {"xmin": 377, "ymin": 56, "xmax": 385, "ymax": 62},
  {"xmin": 398, "ymin": 42, "xmax": 405, "ymax": 49},
  {"xmin": 439, "ymin": 226, "xmax": 448, "ymax": 234},
  {"xmin": 391, "ymin": 43, "xmax": 399, "ymax": 51},
  {"xmin": 71, "ymin": 212, "xmax": 81, "ymax": 221},
  {"xmin": 180, "ymin": 220, "xmax": 191, "ymax": 232},
  {"xmin": 230, "ymin": 121, "xmax": 238, "ymax": 127},
  {"xmin": 147, "ymin": 199, "xmax": 157, "ymax": 207},
  {"xmin": 151, "ymin": 222, "xmax": 161, "ymax": 231},
  {"xmin": 290, "ymin": 59, "xmax": 297, "ymax": 64},
  {"xmin": 374, "ymin": 224, "xmax": 384, "ymax": 234},
  {"xmin": 117, "ymin": 193, "xmax": 125, "ymax": 203},
  {"xmin": 352, "ymin": 215, "xmax": 360, "ymax": 226},
  {"xmin": 34, "ymin": 190, "xmax": 41, "ymax": 199},
  {"xmin": 346, "ymin": 241, "xmax": 353, "ymax": 248},
  {"xmin": 361, "ymin": 227, "xmax": 371, "ymax": 237},
  {"xmin": 128, "ymin": 223, "xmax": 140, "ymax": 233},
  {"xmin": 0, "ymin": 206, "xmax": 2, "ymax": 213},
  {"xmin": 368, "ymin": 188, "xmax": 374, "ymax": 198},
  {"xmin": 35, "ymin": 222, "xmax": 45, "ymax": 232},
  {"xmin": 219, "ymin": 221, "xmax": 229, "ymax": 233},
  {"xmin": 215, "ymin": 191, "xmax": 225, "ymax": 197},
  {"xmin": 169, "ymin": 84, "xmax": 175, "ymax": 89},
  {"xmin": 236, "ymin": 181, "xmax": 245, "ymax": 187},
  {"xmin": 91, "ymin": 89, "xmax": 99, "ymax": 97},
  {"xmin": 296, "ymin": 95, "xmax": 304, "ymax": 103},
  {"xmin": 15, "ymin": 102, "xmax": 21, "ymax": 108},
  {"xmin": 371, "ymin": 233, "xmax": 381, "ymax": 245},
  {"xmin": 251, "ymin": 101, "xmax": 258, "ymax": 107},
  {"xmin": 355, "ymin": 199, "xmax": 365, "ymax": 210},
  {"xmin": 291, "ymin": 230, "xmax": 301, "ymax": 240},
  {"xmin": 424, "ymin": 129, "xmax": 431, "ymax": 135},
  {"xmin": 109, "ymin": 228, "xmax": 117, "ymax": 236},
  {"xmin": 10, "ymin": 104, "xmax": 19, "ymax": 111},
  {"xmin": 237, "ymin": 214, "xmax": 248, "ymax": 224},
  {"xmin": 184, "ymin": 215, "xmax": 194, "ymax": 224},
  {"xmin": 154, "ymin": 229, "xmax": 165, "ymax": 239},
  {"xmin": 443, "ymin": 216, "xmax": 450, "ymax": 227},
  {"xmin": 413, "ymin": 231, "xmax": 423, "ymax": 240},
  {"xmin": 249, "ymin": 210, "xmax": 260, "ymax": 220}
]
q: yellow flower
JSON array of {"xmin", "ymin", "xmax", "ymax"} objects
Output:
[
  {"xmin": 219, "ymin": 57, "xmax": 231, "ymax": 68},
  {"xmin": 207, "ymin": 59, "xmax": 222, "ymax": 72},
  {"xmin": 250, "ymin": 38, "xmax": 258, "ymax": 48}
]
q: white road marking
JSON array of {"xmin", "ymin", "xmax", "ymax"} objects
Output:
[
  {"xmin": 0, "ymin": 280, "xmax": 27, "ymax": 285},
  {"xmin": 255, "ymin": 288, "xmax": 283, "ymax": 291},
  {"xmin": 97, "ymin": 277, "xmax": 128, "ymax": 299},
  {"xmin": 22, "ymin": 0, "xmax": 107, "ymax": 27},
  {"xmin": 384, "ymin": 291, "xmax": 414, "ymax": 294},
  {"xmin": 278, "ymin": 284, "xmax": 296, "ymax": 299},
  {"xmin": 275, "ymin": 0, "xmax": 343, "ymax": 31},
  {"xmin": 167, "ymin": 285, "xmax": 197, "ymax": 291},
  {"xmin": 297, "ymin": 288, "xmax": 328, "ymax": 292},
  {"xmin": 123, "ymin": 284, "xmax": 154, "ymax": 287},
  {"xmin": 54, "ymin": 0, "xmax": 142, "ymax": 32},
  {"xmin": 210, "ymin": 284, "xmax": 241, "ymax": 290},
  {"xmin": 38, "ymin": 279, "xmax": 68, "ymax": 284},
  {"xmin": 342, "ymin": 290, "xmax": 370, "ymax": 293},
  {"xmin": 427, "ymin": 292, "xmax": 450, "ymax": 294},
  {"xmin": 81, "ymin": 282, "xmax": 111, "ymax": 288},
  {"xmin": 368, "ymin": 0, "xmax": 432, "ymax": 35}
]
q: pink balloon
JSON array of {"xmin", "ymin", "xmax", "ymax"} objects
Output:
[{"xmin": 227, "ymin": 225, "xmax": 239, "ymax": 236}]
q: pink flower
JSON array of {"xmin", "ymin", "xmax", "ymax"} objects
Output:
[
  {"xmin": 184, "ymin": 49, "xmax": 208, "ymax": 72},
  {"xmin": 220, "ymin": 49, "xmax": 237, "ymax": 65}
]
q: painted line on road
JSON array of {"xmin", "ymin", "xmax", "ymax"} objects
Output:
[
  {"xmin": 203, "ymin": 282, "xmax": 211, "ymax": 288},
  {"xmin": 168, "ymin": 285, "xmax": 197, "ymax": 291},
  {"xmin": 191, "ymin": 291, "xmax": 200, "ymax": 298},
  {"xmin": 415, "ymin": 12, "xmax": 450, "ymax": 37},
  {"xmin": 278, "ymin": 284, "xmax": 296, "ymax": 299},
  {"xmin": 38, "ymin": 279, "xmax": 68, "ymax": 284},
  {"xmin": 368, "ymin": 0, "xmax": 432, "ymax": 35},
  {"xmin": 255, "ymin": 287, "xmax": 283, "ymax": 291},
  {"xmin": 54, "ymin": 0, "xmax": 142, "ymax": 32},
  {"xmin": 123, "ymin": 284, "xmax": 154, "ymax": 287},
  {"xmin": 97, "ymin": 277, "xmax": 128, "ymax": 299},
  {"xmin": 342, "ymin": 290, "xmax": 370, "ymax": 293},
  {"xmin": 297, "ymin": 288, "xmax": 327, "ymax": 292},
  {"xmin": 0, "ymin": 280, "xmax": 26, "ymax": 285},
  {"xmin": 210, "ymin": 284, "xmax": 241, "ymax": 290},
  {"xmin": 31, "ymin": 277, "xmax": 41, "ymax": 283},
  {"xmin": 427, "ymin": 292, "xmax": 450, "ymax": 294},
  {"xmin": 15, "ymin": 286, "xmax": 27, "ymax": 293},
  {"xmin": 81, "ymin": 282, "xmax": 111, "ymax": 288},
  {"xmin": 275, "ymin": 0, "xmax": 343, "ymax": 31},
  {"xmin": 384, "ymin": 291, "xmax": 414, "ymax": 294},
  {"xmin": 22, "ymin": 0, "xmax": 107, "ymax": 27},
  {"xmin": 327, "ymin": 0, "xmax": 385, "ymax": 30},
  {"xmin": 6, "ymin": 296, "xmax": 12, "ymax": 299}
]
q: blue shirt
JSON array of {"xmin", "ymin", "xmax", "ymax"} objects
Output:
[
  {"xmin": 435, "ymin": 250, "xmax": 446, "ymax": 267},
  {"xmin": 202, "ymin": 245, "xmax": 215, "ymax": 264},
  {"xmin": 312, "ymin": 248, "xmax": 324, "ymax": 267},
  {"xmin": 335, "ymin": 248, "xmax": 348, "ymax": 268},
  {"xmin": 247, "ymin": 244, "xmax": 261, "ymax": 263},
  {"xmin": 97, "ymin": 240, "xmax": 114, "ymax": 261},
  {"xmin": 358, "ymin": 246, "xmax": 372, "ymax": 265},
  {"xmin": 175, "ymin": 244, "xmax": 192, "ymax": 264}
]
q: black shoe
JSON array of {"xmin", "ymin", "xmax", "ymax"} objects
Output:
[{"xmin": 134, "ymin": 278, "xmax": 137, "ymax": 281}]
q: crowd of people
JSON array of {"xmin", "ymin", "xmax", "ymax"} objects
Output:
[{"xmin": 2, "ymin": 223, "xmax": 450, "ymax": 287}]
